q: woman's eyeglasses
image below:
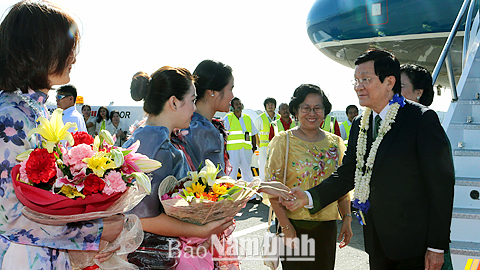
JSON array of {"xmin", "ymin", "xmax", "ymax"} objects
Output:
[{"xmin": 299, "ymin": 105, "xmax": 323, "ymax": 114}]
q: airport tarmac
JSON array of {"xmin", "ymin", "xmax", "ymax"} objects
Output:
[{"xmin": 234, "ymin": 201, "xmax": 369, "ymax": 270}]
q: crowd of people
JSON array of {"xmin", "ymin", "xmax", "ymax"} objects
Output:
[{"xmin": 0, "ymin": 1, "xmax": 455, "ymax": 270}]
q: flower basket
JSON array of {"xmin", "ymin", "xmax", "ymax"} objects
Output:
[{"xmin": 159, "ymin": 175, "xmax": 260, "ymax": 225}]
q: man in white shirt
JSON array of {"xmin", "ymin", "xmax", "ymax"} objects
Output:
[
  {"xmin": 339, "ymin": 104, "xmax": 359, "ymax": 144},
  {"xmin": 254, "ymin": 97, "xmax": 278, "ymax": 182},
  {"xmin": 56, "ymin": 85, "xmax": 86, "ymax": 133},
  {"xmin": 223, "ymin": 97, "xmax": 259, "ymax": 186}
]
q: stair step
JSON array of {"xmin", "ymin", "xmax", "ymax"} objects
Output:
[
  {"xmin": 452, "ymin": 207, "xmax": 480, "ymax": 219},
  {"xmin": 451, "ymin": 241, "xmax": 480, "ymax": 256},
  {"xmin": 456, "ymin": 177, "xmax": 480, "ymax": 187},
  {"xmin": 450, "ymin": 123, "xmax": 480, "ymax": 130},
  {"xmin": 453, "ymin": 149, "xmax": 480, "ymax": 156},
  {"xmin": 455, "ymin": 100, "xmax": 480, "ymax": 106}
]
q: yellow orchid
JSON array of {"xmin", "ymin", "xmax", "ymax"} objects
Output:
[
  {"xmin": 27, "ymin": 108, "xmax": 77, "ymax": 152},
  {"xmin": 198, "ymin": 159, "xmax": 221, "ymax": 186},
  {"xmin": 211, "ymin": 183, "xmax": 228, "ymax": 196},
  {"xmin": 82, "ymin": 152, "xmax": 117, "ymax": 177},
  {"xmin": 186, "ymin": 182, "xmax": 206, "ymax": 195},
  {"xmin": 58, "ymin": 185, "xmax": 85, "ymax": 199}
]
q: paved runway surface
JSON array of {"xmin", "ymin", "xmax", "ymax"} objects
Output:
[{"xmin": 234, "ymin": 201, "xmax": 369, "ymax": 270}]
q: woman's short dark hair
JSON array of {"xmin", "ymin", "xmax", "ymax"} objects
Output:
[
  {"xmin": 289, "ymin": 84, "xmax": 332, "ymax": 118},
  {"xmin": 400, "ymin": 63, "xmax": 434, "ymax": 106},
  {"xmin": 81, "ymin": 104, "xmax": 91, "ymax": 112},
  {"xmin": 96, "ymin": 106, "xmax": 110, "ymax": 123},
  {"xmin": 193, "ymin": 60, "xmax": 233, "ymax": 100},
  {"xmin": 109, "ymin": 110, "xmax": 120, "ymax": 120},
  {"xmin": 130, "ymin": 66, "xmax": 194, "ymax": 116},
  {"xmin": 354, "ymin": 48, "xmax": 401, "ymax": 95},
  {"xmin": 0, "ymin": 1, "xmax": 79, "ymax": 92}
]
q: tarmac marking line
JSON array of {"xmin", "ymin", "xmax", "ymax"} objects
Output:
[{"xmin": 232, "ymin": 222, "xmax": 273, "ymax": 238}]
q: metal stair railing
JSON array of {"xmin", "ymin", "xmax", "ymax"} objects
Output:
[{"xmin": 431, "ymin": 0, "xmax": 478, "ymax": 101}]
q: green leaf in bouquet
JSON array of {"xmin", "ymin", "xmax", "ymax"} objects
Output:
[
  {"xmin": 218, "ymin": 194, "xmax": 234, "ymax": 201},
  {"xmin": 122, "ymin": 150, "xmax": 132, "ymax": 156},
  {"xmin": 226, "ymin": 186, "xmax": 242, "ymax": 196},
  {"xmin": 180, "ymin": 190, "xmax": 195, "ymax": 202},
  {"xmin": 130, "ymin": 172, "xmax": 151, "ymax": 194}
]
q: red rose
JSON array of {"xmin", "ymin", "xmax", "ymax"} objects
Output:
[
  {"xmin": 72, "ymin": 131, "xmax": 94, "ymax": 146},
  {"xmin": 25, "ymin": 148, "xmax": 57, "ymax": 184},
  {"xmin": 82, "ymin": 173, "xmax": 105, "ymax": 196}
]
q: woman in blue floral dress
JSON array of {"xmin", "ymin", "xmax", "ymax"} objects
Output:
[{"xmin": 0, "ymin": 1, "xmax": 123, "ymax": 269}]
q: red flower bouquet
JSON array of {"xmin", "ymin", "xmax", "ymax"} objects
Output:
[{"xmin": 13, "ymin": 109, "xmax": 162, "ymax": 269}]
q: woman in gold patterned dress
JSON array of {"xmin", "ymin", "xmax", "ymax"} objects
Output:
[{"xmin": 265, "ymin": 84, "xmax": 353, "ymax": 270}]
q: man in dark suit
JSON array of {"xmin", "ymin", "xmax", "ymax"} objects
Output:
[{"xmin": 283, "ymin": 48, "xmax": 454, "ymax": 270}]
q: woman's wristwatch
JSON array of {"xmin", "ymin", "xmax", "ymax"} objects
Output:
[{"xmin": 343, "ymin": 213, "xmax": 352, "ymax": 221}]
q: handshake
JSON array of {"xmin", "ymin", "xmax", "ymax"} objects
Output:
[{"xmin": 258, "ymin": 183, "xmax": 309, "ymax": 212}]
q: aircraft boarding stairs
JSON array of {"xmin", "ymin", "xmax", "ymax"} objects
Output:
[{"xmin": 441, "ymin": 10, "xmax": 480, "ymax": 269}]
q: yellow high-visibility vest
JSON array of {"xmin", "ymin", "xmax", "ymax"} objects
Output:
[
  {"xmin": 321, "ymin": 115, "xmax": 336, "ymax": 133},
  {"xmin": 341, "ymin": 120, "xmax": 352, "ymax": 141},
  {"xmin": 226, "ymin": 112, "xmax": 253, "ymax": 150},
  {"xmin": 273, "ymin": 118, "xmax": 296, "ymax": 136},
  {"xmin": 258, "ymin": 112, "xmax": 280, "ymax": 147}
]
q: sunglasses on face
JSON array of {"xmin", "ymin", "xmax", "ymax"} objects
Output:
[{"xmin": 56, "ymin": 94, "xmax": 72, "ymax": 100}]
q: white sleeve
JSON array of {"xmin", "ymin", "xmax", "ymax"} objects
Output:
[
  {"xmin": 222, "ymin": 116, "xmax": 230, "ymax": 130},
  {"xmin": 250, "ymin": 119, "xmax": 259, "ymax": 135},
  {"xmin": 339, "ymin": 124, "xmax": 347, "ymax": 140},
  {"xmin": 304, "ymin": 191, "xmax": 314, "ymax": 209},
  {"xmin": 254, "ymin": 116, "xmax": 263, "ymax": 131}
]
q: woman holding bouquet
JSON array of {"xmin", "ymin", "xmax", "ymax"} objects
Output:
[
  {"xmin": 125, "ymin": 67, "xmax": 234, "ymax": 269},
  {"xmin": 266, "ymin": 84, "xmax": 353, "ymax": 270},
  {"xmin": 175, "ymin": 59, "xmax": 234, "ymax": 175},
  {"xmin": 0, "ymin": 1, "xmax": 124, "ymax": 269}
]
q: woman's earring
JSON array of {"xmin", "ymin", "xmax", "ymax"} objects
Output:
[
  {"xmin": 416, "ymin": 96, "xmax": 420, "ymax": 100},
  {"xmin": 211, "ymin": 94, "xmax": 215, "ymax": 97}
]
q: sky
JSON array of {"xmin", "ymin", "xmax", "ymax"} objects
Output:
[{"xmin": 0, "ymin": 0, "xmax": 453, "ymax": 113}]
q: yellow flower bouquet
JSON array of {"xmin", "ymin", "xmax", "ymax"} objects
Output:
[{"xmin": 159, "ymin": 159, "xmax": 260, "ymax": 225}]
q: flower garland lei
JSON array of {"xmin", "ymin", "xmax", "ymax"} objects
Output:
[{"xmin": 353, "ymin": 94, "xmax": 405, "ymax": 225}]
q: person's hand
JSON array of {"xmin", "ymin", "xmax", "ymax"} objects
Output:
[
  {"xmin": 281, "ymin": 187, "xmax": 308, "ymax": 211},
  {"xmin": 338, "ymin": 216, "xmax": 353, "ymax": 248},
  {"xmin": 94, "ymin": 240, "xmax": 121, "ymax": 263},
  {"xmin": 258, "ymin": 182, "xmax": 295, "ymax": 201},
  {"xmin": 199, "ymin": 217, "xmax": 234, "ymax": 238},
  {"xmin": 425, "ymin": 250, "xmax": 444, "ymax": 270},
  {"xmin": 101, "ymin": 214, "xmax": 124, "ymax": 242},
  {"xmin": 116, "ymin": 129, "xmax": 125, "ymax": 139},
  {"xmin": 281, "ymin": 224, "xmax": 298, "ymax": 249}
]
